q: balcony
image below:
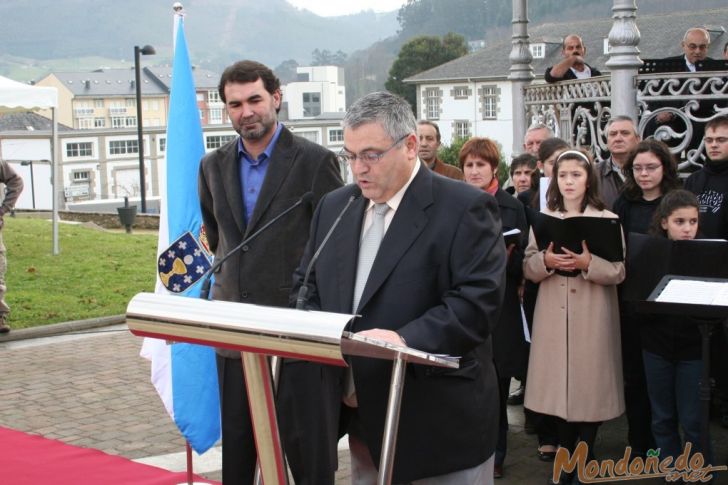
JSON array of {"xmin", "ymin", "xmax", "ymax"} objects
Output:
[
  {"xmin": 73, "ymin": 107, "xmax": 94, "ymax": 117},
  {"xmin": 523, "ymin": 71, "xmax": 728, "ymax": 171}
]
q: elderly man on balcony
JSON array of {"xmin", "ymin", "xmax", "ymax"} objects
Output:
[
  {"xmin": 664, "ymin": 27, "xmax": 715, "ymax": 72},
  {"xmin": 544, "ymin": 34, "xmax": 602, "ymax": 83}
]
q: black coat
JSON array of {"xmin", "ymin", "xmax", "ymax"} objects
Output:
[
  {"xmin": 291, "ymin": 166, "xmax": 506, "ymax": 482},
  {"xmin": 492, "ymin": 189, "xmax": 529, "ymax": 379}
]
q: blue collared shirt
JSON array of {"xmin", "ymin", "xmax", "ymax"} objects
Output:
[{"xmin": 238, "ymin": 122, "xmax": 284, "ymax": 225}]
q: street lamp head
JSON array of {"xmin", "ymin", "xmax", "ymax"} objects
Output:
[
  {"xmin": 173, "ymin": 2, "xmax": 183, "ymax": 12},
  {"xmin": 140, "ymin": 45, "xmax": 156, "ymax": 56}
]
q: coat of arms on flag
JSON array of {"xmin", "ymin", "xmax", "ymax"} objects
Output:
[{"xmin": 158, "ymin": 231, "xmax": 211, "ymax": 293}]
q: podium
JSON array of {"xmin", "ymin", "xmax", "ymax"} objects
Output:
[
  {"xmin": 127, "ymin": 292, "xmax": 459, "ymax": 485},
  {"xmin": 636, "ymin": 275, "xmax": 728, "ymax": 459}
]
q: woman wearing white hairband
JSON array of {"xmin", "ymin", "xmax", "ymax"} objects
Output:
[{"xmin": 523, "ymin": 149, "xmax": 626, "ymax": 485}]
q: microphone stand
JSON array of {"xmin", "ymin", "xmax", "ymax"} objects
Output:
[{"xmin": 199, "ymin": 192, "xmax": 312, "ymax": 301}]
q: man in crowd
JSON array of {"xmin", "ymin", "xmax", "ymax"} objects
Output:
[
  {"xmin": 198, "ymin": 60, "xmax": 342, "ymax": 484},
  {"xmin": 523, "ymin": 123, "xmax": 553, "ymax": 156},
  {"xmin": 685, "ymin": 115, "xmax": 728, "ymax": 430},
  {"xmin": 598, "ymin": 115, "xmax": 640, "ymax": 209},
  {"xmin": 545, "ymin": 34, "xmax": 602, "ymax": 83},
  {"xmin": 292, "ymin": 91, "xmax": 505, "ymax": 484},
  {"xmin": 665, "ymin": 27, "xmax": 714, "ymax": 72},
  {"xmin": 0, "ymin": 159, "xmax": 23, "ymax": 334},
  {"xmin": 417, "ymin": 120, "xmax": 464, "ymax": 180},
  {"xmin": 507, "ymin": 153, "xmax": 538, "ymax": 196}
]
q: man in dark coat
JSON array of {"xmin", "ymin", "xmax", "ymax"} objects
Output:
[
  {"xmin": 545, "ymin": 34, "xmax": 602, "ymax": 83},
  {"xmin": 291, "ymin": 91, "xmax": 506, "ymax": 483},
  {"xmin": 663, "ymin": 27, "xmax": 715, "ymax": 72},
  {"xmin": 198, "ymin": 60, "xmax": 342, "ymax": 485}
]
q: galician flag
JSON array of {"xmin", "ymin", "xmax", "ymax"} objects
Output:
[{"xmin": 140, "ymin": 14, "xmax": 221, "ymax": 454}]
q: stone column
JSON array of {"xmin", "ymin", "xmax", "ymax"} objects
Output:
[
  {"xmin": 508, "ymin": 0, "xmax": 534, "ymax": 156},
  {"xmin": 605, "ymin": 0, "xmax": 642, "ymax": 122}
]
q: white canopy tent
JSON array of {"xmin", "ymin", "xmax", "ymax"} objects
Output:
[{"xmin": 0, "ymin": 75, "xmax": 60, "ymax": 254}]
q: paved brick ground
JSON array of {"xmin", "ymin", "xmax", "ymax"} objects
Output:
[{"xmin": 1, "ymin": 327, "xmax": 727, "ymax": 484}]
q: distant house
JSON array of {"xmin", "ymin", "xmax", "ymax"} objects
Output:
[
  {"xmin": 281, "ymin": 66, "xmax": 346, "ymax": 120},
  {"xmin": 34, "ymin": 65, "xmax": 224, "ymax": 131},
  {"xmin": 405, "ymin": 7, "xmax": 727, "ymax": 159},
  {"xmin": 35, "ymin": 68, "xmax": 169, "ymax": 130}
]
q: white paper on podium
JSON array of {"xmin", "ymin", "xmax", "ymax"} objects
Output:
[{"xmin": 656, "ymin": 280, "xmax": 728, "ymax": 306}]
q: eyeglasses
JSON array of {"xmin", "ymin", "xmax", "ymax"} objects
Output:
[
  {"xmin": 631, "ymin": 164, "xmax": 662, "ymax": 174},
  {"xmin": 338, "ymin": 134, "xmax": 409, "ymax": 165},
  {"xmin": 704, "ymin": 137, "xmax": 728, "ymax": 144},
  {"xmin": 686, "ymin": 44, "xmax": 708, "ymax": 51}
]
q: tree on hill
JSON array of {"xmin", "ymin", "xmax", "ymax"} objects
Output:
[
  {"xmin": 385, "ymin": 33, "xmax": 468, "ymax": 112},
  {"xmin": 311, "ymin": 49, "xmax": 348, "ymax": 66}
]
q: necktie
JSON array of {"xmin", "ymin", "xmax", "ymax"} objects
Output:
[{"xmin": 352, "ymin": 203, "xmax": 390, "ymax": 313}]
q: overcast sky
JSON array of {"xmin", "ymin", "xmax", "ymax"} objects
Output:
[{"xmin": 286, "ymin": 0, "xmax": 407, "ymax": 17}]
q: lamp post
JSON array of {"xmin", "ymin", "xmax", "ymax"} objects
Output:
[{"xmin": 134, "ymin": 44, "xmax": 155, "ymax": 213}]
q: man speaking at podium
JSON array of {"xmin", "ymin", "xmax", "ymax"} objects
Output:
[{"xmin": 288, "ymin": 91, "xmax": 506, "ymax": 484}]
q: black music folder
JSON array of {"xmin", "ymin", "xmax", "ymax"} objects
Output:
[
  {"xmin": 639, "ymin": 58, "xmax": 728, "ymax": 74},
  {"xmin": 503, "ymin": 228, "xmax": 522, "ymax": 247},
  {"xmin": 622, "ymin": 233, "xmax": 728, "ymax": 302},
  {"xmin": 528, "ymin": 210, "xmax": 624, "ymax": 262}
]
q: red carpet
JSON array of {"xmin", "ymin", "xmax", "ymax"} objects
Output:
[{"xmin": 0, "ymin": 426, "xmax": 219, "ymax": 484}]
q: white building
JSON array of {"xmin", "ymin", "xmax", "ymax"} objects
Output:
[
  {"xmin": 282, "ymin": 66, "xmax": 346, "ymax": 120},
  {"xmin": 0, "ymin": 113, "xmax": 347, "ymax": 212}
]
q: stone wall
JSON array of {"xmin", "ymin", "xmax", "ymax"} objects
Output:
[
  {"xmin": 59, "ymin": 210, "xmax": 160, "ymax": 230},
  {"xmin": 16, "ymin": 209, "xmax": 159, "ymax": 230}
]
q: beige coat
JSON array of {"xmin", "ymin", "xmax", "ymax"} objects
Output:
[{"xmin": 523, "ymin": 205, "xmax": 625, "ymax": 422}]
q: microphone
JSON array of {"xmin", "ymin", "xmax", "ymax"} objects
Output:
[
  {"xmin": 295, "ymin": 187, "xmax": 362, "ymax": 309},
  {"xmin": 199, "ymin": 191, "xmax": 314, "ymax": 300}
]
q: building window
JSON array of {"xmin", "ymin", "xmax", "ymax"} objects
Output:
[
  {"xmin": 109, "ymin": 139, "xmax": 139, "ymax": 155},
  {"xmin": 424, "ymin": 88, "xmax": 440, "ymax": 120},
  {"xmin": 452, "ymin": 86, "xmax": 470, "ymax": 99},
  {"xmin": 110, "ymin": 116, "xmax": 136, "ymax": 128},
  {"xmin": 208, "ymin": 90, "xmax": 222, "ymax": 104},
  {"xmin": 205, "ymin": 135, "xmax": 236, "ymax": 150},
  {"xmin": 94, "ymin": 99, "xmax": 104, "ymax": 108},
  {"xmin": 297, "ymin": 131, "xmax": 319, "ymax": 143},
  {"xmin": 94, "ymin": 117, "xmax": 106, "ymax": 128},
  {"xmin": 159, "ymin": 138, "xmax": 166, "ymax": 152},
  {"xmin": 66, "ymin": 142, "xmax": 93, "ymax": 158},
  {"xmin": 453, "ymin": 121, "xmax": 471, "ymax": 139},
  {"xmin": 302, "ymin": 92, "xmax": 321, "ymax": 117},
  {"xmin": 328, "ymin": 129, "xmax": 344, "ymax": 144},
  {"xmin": 209, "ymin": 108, "xmax": 223, "ymax": 125},
  {"xmin": 530, "ymin": 43, "xmax": 545, "ymax": 59},
  {"xmin": 109, "ymin": 102, "xmax": 126, "ymax": 116},
  {"xmin": 480, "ymin": 85, "xmax": 499, "ymax": 120},
  {"xmin": 73, "ymin": 170, "xmax": 90, "ymax": 182},
  {"xmin": 125, "ymin": 98, "xmax": 136, "ymax": 107},
  {"xmin": 77, "ymin": 118, "xmax": 93, "ymax": 129}
]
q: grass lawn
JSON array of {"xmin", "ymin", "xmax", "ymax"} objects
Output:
[{"xmin": 4, "ymin": 217, "xmax": 158, "ymax": 329}]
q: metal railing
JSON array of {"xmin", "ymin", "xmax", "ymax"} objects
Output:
[{"xmin": 523, "ymin": 72, "xmax": 728, "ymax": 170}]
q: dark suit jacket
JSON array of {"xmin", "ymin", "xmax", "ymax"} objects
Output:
[
  {"xmin": 292, "ymin": 167, "xmax": 506, "ymax": 482},
  {"xmin": 198, "ymin": 126, "xmax": 343, "ymax": 358},
  {"xmin": 663, "ymin": 54, "xmax": 717, "ymax": 72}
]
